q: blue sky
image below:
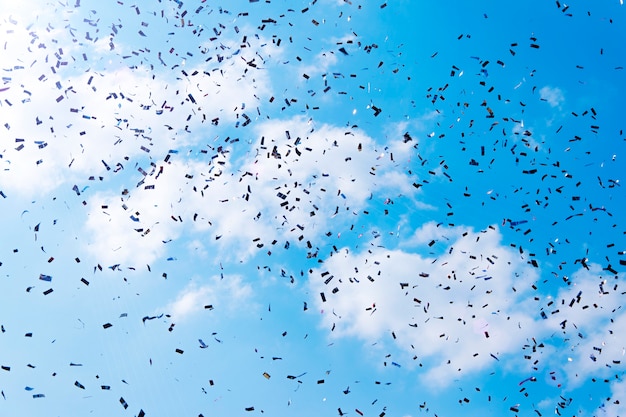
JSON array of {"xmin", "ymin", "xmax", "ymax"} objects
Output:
[{"xmin": 1, "ymin": 0, "xmax": 626, "ymax": 416}]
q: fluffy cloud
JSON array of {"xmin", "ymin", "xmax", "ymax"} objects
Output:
[
  {"xmin": 165, "ymin": 274, "xmax": 253, "ymax": 321},
  {"xmin": 311, "ymin": 220, "xmax": 625, "ymax": 392},
  {"xmin": 82, "ymin": 116, "xmax": 421, "ymax": 266},
  {"xmin": 544, "ymin": 265, "xmax": 626, "ymax": 387},
  {"xmin": 82, "ymin": 164, "xmax": 185, "ymax": 267},
  {"xmin": 597, "ymin": 379, "xmax": 626, "ymax": 417},
  {"xmin": 238, "ymin": 117, "xmax": 422, "ymax": 237},
  {"xmin": 310, "ymin": 222, "xmax": 544, "ymax": 386},
  {"xmin": 539, "ymin": 86, "xmax": 565, "ymax": 108},
  {"xmin": 298, "ymin": 50, "xmax": 339, "ymax": 79},
  {"xmin": 0, "ymin": 8, "xmax": 275, "ymax": 199}
]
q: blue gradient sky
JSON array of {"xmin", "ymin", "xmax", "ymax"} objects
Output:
[{"xmin": 1, "ymin": 1, "xmax": 625, "ymax": 416}]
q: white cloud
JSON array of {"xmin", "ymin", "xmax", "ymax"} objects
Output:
[
  {"xmin": 215, "ymin": 117, "xmax": 419, "ymax": 245},
  {"xmin": 165, "ymin": 275, "xmax": 253, "ymax": 321},
  {"xmin": 540, "ymin": 86, "xmax": 565, "ymax": 108},
  {"xmin": 399, "ymin": 220, "xmax": 467, "ymax": 249},
  {"xmin": 187, "ymin": 239, "xmax": 208, "ymax": 258},
  {"xmin": 310, "ymin": 226, "xmax": 626, "ymax": 391},
  {"xmin": 544, "ymin": 265, "xmax": 626, "ymax": 387},
  {"xmin": 77, "ymin": 149, "xmax": 229, "ymax": 265},
  {"xmin": 81, "ymin": 115, "xmax": 423, "ymax": 266},
  {"xmin": 597, "ymin": 379, "xmax": 626, "ymax": 417},
  {"xmin": 0, "ymin": 14, "xmax": 275, "ymax": 199},
  {"xmin": 83, "ymin": 195, "xmax": 177, "ymax": 267},
  {"xmin": 299, "ymin": 50, "xmax": 339, "ymax": 79},
  {"xmin": 0, "ymin": 0, "xmax": 64, "ymax": 26},
  {"xmin": 1, "ymin": 65, "xmax": 181, "ymax": 196},
  {"xmin": 310, "ymin": 223, "xmax": 544, "ymax": 387}
]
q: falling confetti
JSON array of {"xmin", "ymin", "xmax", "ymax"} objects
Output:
[{"xmin": 0, "ymin": 0, "xmax": 625, "ymax": 416}]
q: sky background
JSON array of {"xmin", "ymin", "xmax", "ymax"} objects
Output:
[{"xmin": 1, "ymin": 0, "xmax": 626, "ymax": 416}]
